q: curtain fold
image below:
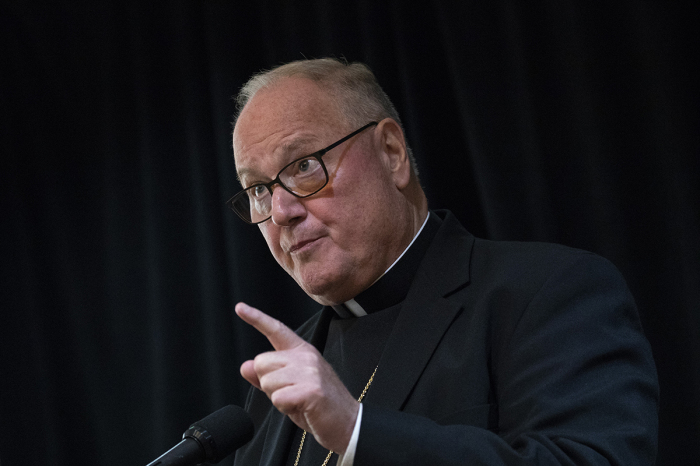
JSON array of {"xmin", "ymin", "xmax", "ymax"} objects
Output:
[{"xmin": 1, "ymin": 2, "xmax": 697, "ymax": 465}]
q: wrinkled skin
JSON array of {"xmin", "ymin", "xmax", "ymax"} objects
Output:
[{"xmin": 232, "ymin": 77, "xmax": 427, "ymax": 454}]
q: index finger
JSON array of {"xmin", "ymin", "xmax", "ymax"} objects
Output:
[{"xmin": 235, "ymin": 302, "xmax": 305, "ymax": 351}]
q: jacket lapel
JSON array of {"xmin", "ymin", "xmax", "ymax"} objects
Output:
[
  {"xmin": 253, "ymin": 211, "xmax": 473, "ymax": 465},
  {"xmin": 367, "ymin": 211, "xmax": 474, "ymax": 410}
]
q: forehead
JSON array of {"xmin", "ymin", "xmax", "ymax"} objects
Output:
[{"xmin": 233, "ymin": 78, "xmax": 348, "ymax": 178}]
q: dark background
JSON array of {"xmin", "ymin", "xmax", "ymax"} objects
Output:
[{"xmin": 1, "ymin": 2, "xmax": 698, "ymax": 465}]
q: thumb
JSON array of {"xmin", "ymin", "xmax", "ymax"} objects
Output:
[{"xmin": 240, "ymin": 359, "xmax": 261, "ymax": 390}]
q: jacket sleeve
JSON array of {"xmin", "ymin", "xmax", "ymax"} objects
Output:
[{"xmin": 355, "ymin": 253, "xmax": 659, "ymax": 465}]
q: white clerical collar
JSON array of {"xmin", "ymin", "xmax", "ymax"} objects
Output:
[{"xmin": 333, "ymin": 214, "xmax": 430, "ymax": 318}]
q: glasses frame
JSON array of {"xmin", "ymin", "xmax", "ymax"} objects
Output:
[{"xmin": 228, "ymin": 121, "xmax": 378, "ymax": 224}]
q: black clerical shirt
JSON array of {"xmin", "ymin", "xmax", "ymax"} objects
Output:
[{"xmin": 286, "ymin": 212, "xmax": 441, "ymax": 466}]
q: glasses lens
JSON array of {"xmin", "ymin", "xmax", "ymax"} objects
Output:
[
  {"xmin": 280, "ymin": 157, "xmax": 327, "ymax": 196},
  {"xmin": 230, "ymin": 186, "xmax": 272, "ymax": 223}
]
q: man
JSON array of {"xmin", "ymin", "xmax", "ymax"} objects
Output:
[{"xmin": 229, "ymin": 58, "xmax": 658, "ymax": 465}]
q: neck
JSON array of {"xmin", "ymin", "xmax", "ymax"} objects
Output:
[
  {"xmin": 332, "ymin": 210, "xmax": 440, "ymax": 317},
  {"xmin": 406, "ymin": 178, "xmax": 429, "ymax": 240}
]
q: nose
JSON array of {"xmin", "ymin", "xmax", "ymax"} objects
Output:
[{"xmin": 270, "ymin": 185, "xmax": 306, "ymax": 226}]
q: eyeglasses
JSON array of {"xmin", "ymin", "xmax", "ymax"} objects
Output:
[{"xmin": 228, "ymin": 121, "xmax": 378, "ymax": 224}]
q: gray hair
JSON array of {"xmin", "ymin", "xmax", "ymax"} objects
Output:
[{"xmin": 234, "ymin": 58, "xmax": 418, "ymax": 176}]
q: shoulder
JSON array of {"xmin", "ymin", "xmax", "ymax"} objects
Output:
[
  {"xmin": 433, "ymin": 212, "xmax": 639, "ymax": 344},
  {"xmin": 466, "ymin": 235, "xmax": 635, "ymax": 322},
  {"xmin": 433, "ymin": 209, "xmax": 626, "ymax": 296},
  {"xmin": 472, "ymin": 236, "xmax": 616, "ymax": 286}
]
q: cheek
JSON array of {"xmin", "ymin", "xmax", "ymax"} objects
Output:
[
  {"xmin": 330, "ymin": 169, "xmax": 393, "ymax": 226},
  {"xmin": 319, "ymin": 195, "xmax": 386, "ymax": 259}
]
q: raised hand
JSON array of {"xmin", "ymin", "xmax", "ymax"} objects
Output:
[{"xmin": 236, "ymin": 302, "xmax": 359, "ymax": 454}]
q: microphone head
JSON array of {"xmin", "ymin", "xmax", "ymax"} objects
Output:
[{"xmin": 183, "ymin": 405, "xmax": 254, "ymax": 463}]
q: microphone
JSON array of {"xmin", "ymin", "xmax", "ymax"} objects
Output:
[{"xmin": 146, "ymin": 405, "xmax": 254, "ymax": 466}]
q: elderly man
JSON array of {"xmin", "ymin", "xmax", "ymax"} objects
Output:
[{"xmin": 229, "ymin": 58, "xmax": 658, "ymax": 466}]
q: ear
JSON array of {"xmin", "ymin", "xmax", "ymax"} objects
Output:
[{"xmin": 377, "ymin": 119, "xmax": 412, "ymax": 190}]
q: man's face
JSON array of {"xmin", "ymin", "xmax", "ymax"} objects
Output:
[{"xmin": 233, "ymin": 78, "xmax": 407, "ymax": 305}]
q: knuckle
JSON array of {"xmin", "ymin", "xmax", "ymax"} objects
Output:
[
  {"xmin": 271, "ymin": 392, "xmax": 296, "ymax": 414},
  {"xmin": 253, "ymin": 354, "xmax": 265, "ymax": 369},
  {"xmin": 308, "ymin": 385, "xmax": 324, "ymax": 401},
  {"xmin": 258, "ymin": 374, "xmax": 270, "ymax": 392},
  {"xmin": 298, "ymin": 348, "xmax": 319, "ymax": 364}
]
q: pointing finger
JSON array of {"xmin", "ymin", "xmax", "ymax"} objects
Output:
[{"xmin": 236, "ymin": 302, "xmax": 305, "ymax": 351}]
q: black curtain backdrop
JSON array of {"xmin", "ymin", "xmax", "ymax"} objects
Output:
[{"xmin": 1, "ymin": 2, "xmax": 698, "ymax": 465}]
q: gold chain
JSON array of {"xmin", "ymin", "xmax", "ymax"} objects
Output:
[{"xmin": 294, "ymin": 366, "xmax": 378, "ymax": 466}]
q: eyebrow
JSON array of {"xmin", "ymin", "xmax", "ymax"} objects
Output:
[
  {"xmin": 235, "ymin": 136, "xmax": 321, "ymax": 184},
  {"xmin": 282, "ymin": 137, "xmax": 318, "ymax": 154}
]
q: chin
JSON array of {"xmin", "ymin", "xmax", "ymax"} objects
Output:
[
  {"xmin": 294, "ymin": 268, "xmax": 350, "ymax": 306},
  {"xmin": 298, "ymin": 279, "xmax": 341, "ymax": 305}
]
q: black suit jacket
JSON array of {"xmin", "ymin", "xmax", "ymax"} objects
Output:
[{"xmin": 235, "ymin": 211, "xmax": 658, "ymax": 465}]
